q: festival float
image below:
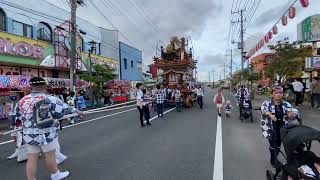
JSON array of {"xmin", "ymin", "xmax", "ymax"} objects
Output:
[
  {"xmin": 104, "ymin": 80, "xmax": 131, "ymax": 102},
  {"xmin": 154, "ymin": 36, "xmax": 197, "ymax": 107}
]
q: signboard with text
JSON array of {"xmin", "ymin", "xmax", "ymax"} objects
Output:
[{"xmin": 298, "ymin": 14, "xmax": 320, "ymax": 42}]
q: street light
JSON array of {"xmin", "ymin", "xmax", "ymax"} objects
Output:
[{"xmin": 88, "ymin": 40, "xmax": 97, "ymax": 74}]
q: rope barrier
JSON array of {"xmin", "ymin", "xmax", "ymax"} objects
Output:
[
  {"xmin": 84, "ymin": 100, "xmax": 136, "ymax": 113},
  {"xmin": 0, "ymin": 113, "xmax": 80, "ymax": 136}
]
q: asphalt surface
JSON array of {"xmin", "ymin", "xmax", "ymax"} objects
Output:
[{"xmin": 0, "ymin": 88, "xmax": 320, "ymax": 180}]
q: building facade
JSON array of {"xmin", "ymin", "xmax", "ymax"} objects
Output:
[
  {"xmin": 251, "ymin": 53, "xmax": 273, "ymax": 86},
  {"xmin": 119, "ymin": 42, "xmax": 143, "ymax": 81},
  {"xmin": 0, "ymin": 0, "xmax": 120, "ymax": 119}
]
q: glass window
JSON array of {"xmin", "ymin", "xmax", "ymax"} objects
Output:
[
  {"xmin": 13, "ymin": 21, "xmax": 33, "ymax": 38},
  {"xmin": 0, "ymin": 9, "xmax": 6, "ymax": 31},
  {"xmin": 25, "ymin": 25, "xmax": 33, "ymax": 38},
  {"xmin": 131, "ymin": 61, "xmax": 133, "ymax": 68},
  {"xmin": 13, "ymin": 21, "xmax": 24, "ymax": 36},
  {"xmin": 137, "ymin": 62, "xmax": 142, "ymax": 72},
  {"xmin": 124, "ymin": 58, "xmax": 127, "ymax": 69},
  {"xmin": 37, "ymin": 22, "xmax": 52, "ymax": 42}
]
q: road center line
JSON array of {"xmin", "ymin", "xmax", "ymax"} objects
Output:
[{"xmin": 213, "ymin": 115, "xmax": 223, "ymax": 180}]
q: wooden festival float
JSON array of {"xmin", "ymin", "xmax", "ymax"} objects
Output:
[{"xmin": 154, "ymin": 36, "xmax": 197, "ymax": 107}]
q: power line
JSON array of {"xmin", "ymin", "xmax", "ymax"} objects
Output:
[
  {"xmin": 100, "ymin": 0, "xmax": 142, "ymax": 36},
  {"xmin": 125, "ymin": 0, "xmax": 166, "ymax": 38},
  {"xmin": 244, "ymin": 0, "xmax": 262, "ymax": 31},
  {"xmin": 87, "ymin": 0, "xmax": 136, "ymax": 47}
]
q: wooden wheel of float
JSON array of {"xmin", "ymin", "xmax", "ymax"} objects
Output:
[{"xmin": 185, "ymin": 95, "xmax": 193, "ymax": 108}]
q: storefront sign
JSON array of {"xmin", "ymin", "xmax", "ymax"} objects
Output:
[
  {"xmin": 0, "ymin": 76, "xmax": 30, "ymax": 88},
  {"xmin": 298, "ymin": 14, "xmax": 320, "ymax": 42},
  {"xmin": 0, "ymin": 76, "xmax": 89, "ymax": 88},
  {"xmin": 0, "ymin": 38, "xmax": 44, "ymax": 58},
  {"xmin": 44, "ymin": 78, "xmax": 89, "ymax": 88},
  {"xmin": 89, "ymin": 57, "xmax": 118, "ymax": 69},
  {"xmin": 311, "ymin": 56, "xmax": 320, "ymax": 68}
]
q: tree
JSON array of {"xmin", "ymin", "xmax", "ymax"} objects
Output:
[
  {"xmin": 80, "ymin": 64, "xmax": 116, "ymax": 103},
  {"xmin": 265, "ymin": 41, "xmax": 312, "ymax": 83},
  {"xmin": 241, "ymin": 64, "xmax": 261, "ymax": 99}
]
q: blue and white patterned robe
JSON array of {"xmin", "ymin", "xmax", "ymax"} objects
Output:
[
  {"xmin": 15, "ymin": 93, "xmax": 75, "ymax": 146},
  {"xmin": 260, "ymin": 98, "xmax": 292, "ymax": 138}
]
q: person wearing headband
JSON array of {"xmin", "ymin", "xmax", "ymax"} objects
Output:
[
  {"xmin": 260, "ymin": 85, "xmax": 296, "ymax": 168},
  {"xmin": 14, "ymin": 77, "xmax": 79, "ymax": 180}
]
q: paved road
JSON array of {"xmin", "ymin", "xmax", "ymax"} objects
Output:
[{"xmin": 0, "ymin": 88, "xmax": 319, "ymax": 180}]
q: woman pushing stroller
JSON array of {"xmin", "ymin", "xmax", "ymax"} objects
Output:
[{"xmin": 260, "ymin": 86, "xmax": 297, "ymax": 168}]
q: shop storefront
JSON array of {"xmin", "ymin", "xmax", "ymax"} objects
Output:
[{"xmin": 0, "ymin": 75, "xmax": 89, "ymax": 120}]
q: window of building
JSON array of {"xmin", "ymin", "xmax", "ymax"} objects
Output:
[
  {"xmin": 137, "ymin": 62, "xmax": 142, "ymax": 72},
  {"xmin": 37, "ymin": 22, "xmax": 52, "ymax": 42},
  {"xmin": 0, "ymin": 9, "xmax": 6, "ymax": 31},
  {"xmin": 124, "ymin": 58, "xmax": 127, "ymax": 69},
  {"xmin": 12, "ymin": 21, "xmax": 33, "ymax": 38},
  {"xmin": 131, "ymin": 60, "xmax": 133, "ymax": 68}
]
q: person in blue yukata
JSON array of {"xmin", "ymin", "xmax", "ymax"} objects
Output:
[{"xmin": 14, "ymin": 77, "xmax": 83, "ymax": 180}]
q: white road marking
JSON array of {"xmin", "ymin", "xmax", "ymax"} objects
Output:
[
  {"xmin": 213, "ymin": 115, "xmax": 223, "ymax": 180},
  {"xmin": 0, "ymin": 140, "xmax": 14, "ymax": 146},
  {"xmin": 0, "ymin": 107, "xmax": 176, "ymax": 146},
  {"xmin": 149, "ymin": 107, "xmax": 176, "ymax": 122},
  {"xmin": 84, "ymin": 104, "xmax": 136, "ymax": 114},
  {"xmin": 63, "ymin": 108, "xmax": 136, "ymax": 129},
  {"xmin": 0, "ymin": 108, "xmax": 136, "ymax": 146}
]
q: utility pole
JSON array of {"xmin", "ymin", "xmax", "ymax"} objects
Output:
[
  {"xmin": 223, "ymin": 62, "xmax": 226, "ymax": 80},
  {"xmin": 70, "ymin": 0, "xmax": 77, "ymax": 92},
  {"xmin": 232, "ymin": 9, "xmax": 246, "ymax": 83},
  {"xmin": 225, "ymin": 50, "xmax": 233, "ymax": 91},
  {"xmin": 212, "ymin": 69, "xmax": 215, "ymax": 83},
  {"xmin": 208, "ymin": 71, "xmax": 211, "ymax": 83}
]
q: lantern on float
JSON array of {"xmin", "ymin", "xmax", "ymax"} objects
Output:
[
  {"xmin": 282, "ymin": 16, "xmax": 288, "ymax": 26},
  {"xmin": 289, "ymin": 7, "xmax": 296, "ymax": 19},
  {"xmin": 272, "ymin": 26, "xmax": 278, "ymax": 35},
  {"xmin": 299, "ymin": 0, "xmax": 309, "ymax": 7}
]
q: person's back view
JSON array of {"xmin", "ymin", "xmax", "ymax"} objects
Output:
[{"xmin": 15, "ymin": 77, "xmax": 72, "ymax": 180}]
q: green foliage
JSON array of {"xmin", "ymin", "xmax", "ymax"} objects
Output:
[
  {"xmin": 242, "ymin": 64, "xmax": 261, "ymax": 82},
  {"xmin": 265, "ymin": 41, "xmax": 311, "ymax": 79},
  {"xmin": 80, "ymin": 64, "xmax": 116, "ymax": 100},
  {"xmin": 80, "ymin": 64, "xmax": 116, "ymax": 85}
]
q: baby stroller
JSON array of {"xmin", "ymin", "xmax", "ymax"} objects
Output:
[
  {"xmin": 266, "ymin": 124, "xmax": 320, "ymax": 180},
  {"xmin": 239, "ymin": 98, "xmax": 253, "ymax": 122}
]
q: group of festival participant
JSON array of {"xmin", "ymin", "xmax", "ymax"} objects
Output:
[{"xmin": 135, "ymin": 83, "xmax": 206, "ymax": 127}]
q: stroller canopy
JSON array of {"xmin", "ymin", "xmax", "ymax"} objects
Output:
[{"xmin": 281, "ymin": 125, "xmax": 320, "ymax": 157}]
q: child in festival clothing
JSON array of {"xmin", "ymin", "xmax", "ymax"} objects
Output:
[
  {"xmin": 213, "ymin": 89, "xmax": 225, "ymax": 116},
  {"xmin": 225, "ymin": 101, "xmax": 233, "ymax": 118}
]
